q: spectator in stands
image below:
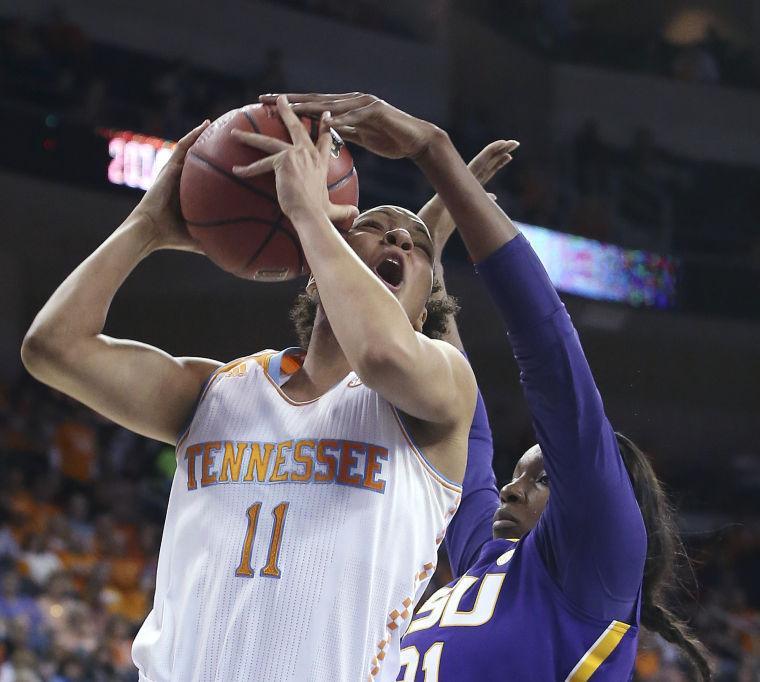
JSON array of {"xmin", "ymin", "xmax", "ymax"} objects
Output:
[
  {"xmin": 0, "ymin": 571, "xmax": 42, "ymax": 645},
  {"xmin": 19, "ymin": 534, "xmax": 62, "ymax": 588}
]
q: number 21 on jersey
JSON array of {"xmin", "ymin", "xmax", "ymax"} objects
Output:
[{"xmin": 398, "ymin": 552, "xmax": 512, "ymax": 681}]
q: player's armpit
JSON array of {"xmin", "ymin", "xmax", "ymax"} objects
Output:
[{"xmin": 22, "ymin": 332, "xmax": 221, "ymax": 445}]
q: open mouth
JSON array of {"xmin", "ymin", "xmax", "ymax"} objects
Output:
[{"xmin": 374, "ymin": 255, "xmax": 404, "ymax": 290}]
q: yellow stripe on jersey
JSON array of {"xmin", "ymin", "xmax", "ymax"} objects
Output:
[{"xmin": 565, "ymin": 620, "xmax": 631, "ymax": 682}]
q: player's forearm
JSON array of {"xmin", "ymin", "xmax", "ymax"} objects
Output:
[
  {"xmin": 477, "ymin": 236, "xmax": 608, "ymax": 464},
  {"xmin": 418, "ymin": 195, "xmax": 456, "ymax": 260},
  {"xmin": 21, "ymin": 215, "xmax": 156, "ymax": 374},
  {"xmin": 291, "ymin": 208, "xmax": 421, "ymax": 376},
  {"xmin": 415, "ymin": 131, "xmax": 520, "ymax": 262},
  {"xmin": 445, "ymin": 389, "xmax": 499, "ymax": 576}
]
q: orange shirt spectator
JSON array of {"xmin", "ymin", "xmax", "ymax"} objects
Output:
[{"xmin": 52, "ymin": 420, "xmax": 98, "ymax": 483}]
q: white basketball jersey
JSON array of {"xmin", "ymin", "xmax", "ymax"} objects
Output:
[{"xmin": 132, "ymin": 348, "xmax": 461, "ymax": 682}]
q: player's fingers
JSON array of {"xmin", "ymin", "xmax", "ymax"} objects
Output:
[
  {"xmin": 173, "ymin": 119, "xmax": 210, "ymax": 157},
  {"xmin": 277, "ymin": 95, "xmax": 312, "ymax": 148},
  {"xmin": 316, "ymin": 112, "xmax": 333, "ymax": 161},
  {"xmin": 329, "ymin": 125, "xmax": 360, "ymax": 144},
  {"xmin": 292, "ymin": 94, "xmax": 374, "ymax": 117},
  {"xmin": 231, "ymin": 129, "xmax": 291, "ymax": 154},
  {"xmin": 468, "ymin": 140, "xmax": 516, "ymax": 170},
  {"xmin": 231, "ymin": 153, "xmax": 282, "ymax": 178},
  {"xmin": 260, "ymin": 92, "xmax": 363, "ymax": 104},
  {"xmin": 327, "ymin": 202, "xmax": 360, "ymax": 224},
  {"xmin": 469, "ymin": 140, "xmax": 519, "ymax": 184},
  {"xmin": 325, "ymin": 102, "xmax": 377, "ymax": 130}
]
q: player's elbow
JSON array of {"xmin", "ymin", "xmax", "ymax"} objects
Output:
[
  {"xmin": 20, "ymin": 326, "xmax": 70, "ymax": 380},
  {"xmin": 21, "ymin": 330, "xmax": 48, "ymax": 378}
]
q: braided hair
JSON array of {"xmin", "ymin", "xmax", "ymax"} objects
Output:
[{"xmin": 614, "ymin": 433, "xmax": 712, "ymax": 680}]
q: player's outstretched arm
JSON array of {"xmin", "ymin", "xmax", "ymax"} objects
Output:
[
  {"xmin": 233, "ymin": 97, "xmax": 476, "ymax": 450},
  {"xmin": 418, "ymin": 140, "xmax": 518, "ymax": 263},
  {"xmin": 260, "ymin": 92, "xmax": 522, "ymax": 261},
  {"xmin": 21, "ymin": 121, "xmax": 222, "ymax": 445},
  {"xmin": 416, "ymin": 143, "xmax": 514, "ymax": 575}
]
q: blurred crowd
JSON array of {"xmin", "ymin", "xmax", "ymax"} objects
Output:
[
  {"xmin": 0, "ymin": 10, "xmax": 287, "ymax": 141},
  {"xmin": 2, "ymin": 366, "xmax": 760, "ymax": 680},
  {"xmin": 451, "ymin": 115, "xmax": 760, "ymax": 260},
  {"xmin": 0, "ymin": 376, "xmax": 173, "ymax": 681},
  {"xmin": 467, "ymin": 0, "xmax": 760, "ymax": 90}
]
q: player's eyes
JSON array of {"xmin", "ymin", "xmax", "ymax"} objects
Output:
[{"xmin": 537, "ymin": 475, "xmax": 550, "ymax": 486}]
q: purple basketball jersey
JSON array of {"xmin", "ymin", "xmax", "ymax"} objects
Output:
[{"xmin": 399, "ymin": 535, "xmax": 638, "ymax": 681}]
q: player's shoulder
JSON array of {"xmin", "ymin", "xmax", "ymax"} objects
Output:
[
  {"xmin": 229, "ymin": 348, "xmax": 274, "ymax": 367},
  {"xmin": 206, "ymin": 349, "xmax": 278, "ymax": 382}
]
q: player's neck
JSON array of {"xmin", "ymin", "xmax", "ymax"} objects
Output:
[{"xmin": 286, "ymin": 309, "xmax": 352, "ymax": 401}]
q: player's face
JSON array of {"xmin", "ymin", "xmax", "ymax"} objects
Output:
[
  {"xmin": 344, "ymin": 206, "xmax": 434, "ymax": 330},
  {"xmin": 493, "ymin": 445, "xmax": 550, "ymax": 540}
]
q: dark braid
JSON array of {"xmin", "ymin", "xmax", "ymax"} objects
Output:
[{"xmin": 614, "ymin": 433, "xmax": 712, "ymax": 681}]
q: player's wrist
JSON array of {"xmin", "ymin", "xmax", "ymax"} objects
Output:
[
  {"xmin": 410, "ymin": 125, "xmax": 451, "ymax": 166},
  {"xmin": 285, "ymin": 202, "xmax": 331, "ymax": 234},
  {"xmin": 121, "ymin": 212, "xmax": 166, "ymax": 257}
]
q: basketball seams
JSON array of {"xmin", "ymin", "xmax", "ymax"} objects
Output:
[
  {"xmin": 242, "ymin": 109, "xmax": 262, "ymax": 135},
  {"xmin": 188, "ymin": 150, "xmax": 277, "ymax": 202},
  {"xmin": 185, "ymin": 104, "xmax": 355, "ymax": 280},
  {"xmin": 237, "ymin": 223, "xmax": 279, "ymax": 277},
  {"xmin": 186, "ymin": 216, "xmax": 279, "ymax": 229},
  {"xmin": 328, "ymin": 166, "xmax": 357, "ymax": 191},
  {"xmin": 274, "ymin": 211, "xmax": 305, "ymax": 276}
]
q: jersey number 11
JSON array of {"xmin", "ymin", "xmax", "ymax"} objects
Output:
[{"xmin": 235, "ymin": 502, "xmax": 289, "ymax": 578}]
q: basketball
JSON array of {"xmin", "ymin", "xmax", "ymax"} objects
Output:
[{"xmin": 179, "ymin": 103, "xmax": 359, "ymax": 281}]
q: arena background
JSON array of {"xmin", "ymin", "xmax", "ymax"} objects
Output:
[{"xmin": 0, "ymin": 0, "xmax": 759, "ymax": 679}]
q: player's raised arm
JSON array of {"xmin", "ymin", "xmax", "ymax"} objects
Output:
[
  {"xmin": 416, "ymin": 143, "xmax": 514, "ymax": 576},
  {"xmin": 260, "ymin": 92, "xmax": 523, "ymax": 258},
  {"xmin": 21, "ymin": 121, "xmax": 222, "ymax": 445},
  {"xmin": 233, "ymin": 97, "xmax": 476, "ymax": 443}
]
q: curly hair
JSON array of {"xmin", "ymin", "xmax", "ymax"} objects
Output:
[{"xmin": 289, "ymin": 280, "xmax": 459, "ymax": 350}]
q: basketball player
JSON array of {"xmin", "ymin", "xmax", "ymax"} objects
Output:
[
  {"xmin": 21, "ymin": 97, "xmax": 478, "ymax": 681},
  {"xmin": 257, "ymin": 93, "xmax": 710, "ymax": 680}
]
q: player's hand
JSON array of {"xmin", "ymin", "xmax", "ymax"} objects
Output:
[
  {"xmin": 231, "ymin": 96, "xmax": 359, "ymax": 227},
  {"xmin": 418, "ymin": 140, "xmax": 519, "ymax": 258},
  {"xmin": 129, "ymin": 120, "xmax": 210, "ymax": 253},
  {"xmin": 259, "ymin": 92, "xmax": 439, "ymax": 161}
]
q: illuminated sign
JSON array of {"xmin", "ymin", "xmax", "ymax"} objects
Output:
[
  {"xmin": 98, "ymin": 129, "xmax": 677, "ymax": 308},
  {"xmin": 99, "ymin": 128, "xmax": 176, "ymax": 190},
  {"xmin": 518, "ymin": 223, "xmax": 677, "ymax": 308}
]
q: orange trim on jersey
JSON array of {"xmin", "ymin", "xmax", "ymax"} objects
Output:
[
  {"xmin": 390, "ymin": 408, "xmax": 463, "ymax": 494},
  {"xmin": 176, "ymin": 351, "xmax": 273, "ymax": 452},
  {"xmin": 260, "ymin": 352, "xmax": 323, "ymax": 406},
  {"xmin": 260, "ymin": 351, "xmax": 355, "ymax": 407},
  {"xmin": 368, "ymin": 558, "xmax": 440, "ymax": 680},
  {"xmin": 281, "ymin": 354, "xmax": 302, "ymax": 375}
]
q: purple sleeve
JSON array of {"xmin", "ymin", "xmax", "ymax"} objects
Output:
[
  {"xmin": 476, "ymin": 234, "xmax": 646, "ymax": 622},
  {"xmin": 444, "ymin": 389, "xmax": 499, "ymax": 578}
]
